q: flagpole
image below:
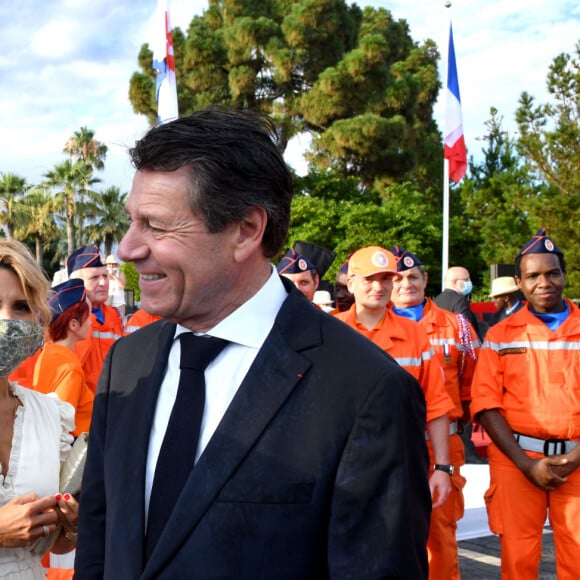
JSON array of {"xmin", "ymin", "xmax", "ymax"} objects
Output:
[
  {"xmin": 442, "ymin": 1, "xmax": 452, "ymax": 291},
  {"xmin": 442, "ymin": 159, "xmax": 450, "ymax": 291}
]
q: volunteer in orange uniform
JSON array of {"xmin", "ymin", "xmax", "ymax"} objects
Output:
[
  {"xmin": 390, "ymin": 246, "xmax": 480, "ymax": 580},
  {"xmin": 32, "ymin": 279, "xmax": 95, "ymax": 437},
  {"xmin": 67, "ymin": 246, "xmax": 124, "ymax": 393},
  {"xmin": 471, "ymin": 228, "xmax": 580, "ymax": 579},
  {"xmin": 277, "ymin": 248, "xmax": 319, "ymax": 303},
  {"xmin": 33, "ymin": 278, "xmax": 94, "ymax": 436},
  {"xmin": 124, "ymin": 308, "xmax": 162, "ymax": 335},
  {"xmin": 334, "ymin": 245, "xmax": 454, "ymax": 509}
]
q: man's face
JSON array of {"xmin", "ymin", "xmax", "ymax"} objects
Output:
[
  {"xmin": 391, "ymin": 267, "xmax": 427, "ymax": 308},
  {"xmin": 282, "ymin": 270, "xmax": 319, "ymax": 302},
  {"xmin": 491, "ymin": 295, "xmax": 507, "ymax": 311},
  {"xmin": 118, "ymin": 167, "xmax": 241, "ymax": 329},
  {"xmin": 347, "ymin": 272, "xmax": 395, "ymax": 311},
  {"xmin": 75, "ymin": 267, "xmax": 109, "ymax": 306},
  {"xmin": 448, "ymin": 267, "xmax": 471, "ymax": 293},
  {"xmin": 335, "ymin": 272, "xmax": 354, "ymax": 312},
  {"xmin": 516, "ymin": 253, "xmax": 565, "ymax": 314}
]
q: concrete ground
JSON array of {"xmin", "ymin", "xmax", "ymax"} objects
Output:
[{"xmin": 458, "ymin": 528, "xmax": 556, "ymax": 579}]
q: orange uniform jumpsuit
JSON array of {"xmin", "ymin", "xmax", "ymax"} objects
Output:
[
  {"xmin": 33, "ymin": 342, "xmax": 94, "ymax": 436},
  {"xmin": 124, "ymin": 309, "xmax": 162, "ymax": 335},
  {"xmin": 416, "ymin": 299, "xmax": 480, "ymax": 579},
  {"xmin": 74, "ymin": 304, "xmax": 124, "ymax": 393},
  {"xmin": 335, "ymin": 304, "xmax": 453, "ymax": 423},
  {"xmin": 9, "ymin": 348, "xmax": 41, "ymax": 389},
  {"xmin": 471, "ymin": 299, "xmax": 580, "ymax": 579}
]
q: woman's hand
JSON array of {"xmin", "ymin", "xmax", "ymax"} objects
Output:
[
  {"xmin": 52, "ymin": 493, "xmax": 79, "ymax": 554},
  {"xmin": 0, "ymin": 493, "xmax": 59, "ymax": 547}
]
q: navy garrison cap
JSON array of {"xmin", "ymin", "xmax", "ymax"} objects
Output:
[
  {"xmin": 338, "ymin": 259, "xmax": 350, "ymax": 275},
  {"xmin": 67, "ymin": 245, "xmax": 104, "ymax": 275},
  {"xmin": 49, "ymin": 279, "xmax": 87, "ymax": 322},
  {"xmin": 517, "ymin": 228, "xmax": 562, "ymax": 258},
  {"xmin": 390, "ymin": 246, "xmax": 423, "ymax": 272},
  {"xmin": 277, "ymin": 249, "xmax": 316, "ymax": 275}
]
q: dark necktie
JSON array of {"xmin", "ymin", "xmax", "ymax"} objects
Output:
[{"xmin": 145, "ymin": 333, "xmax": 229, "ymax": 560}]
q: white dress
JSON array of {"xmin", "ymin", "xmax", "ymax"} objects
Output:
[{"xmin": 0, "ymin": 384, "xmax": 74, "ymax": 579}]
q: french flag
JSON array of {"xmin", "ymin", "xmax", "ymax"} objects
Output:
[
  {"xmin": 444, "ymin": 23, "xmax": 467, "ymax": 183},
  {"xmin": 153, "ymin": 0, "xmax": 178, "ymax": 124}
]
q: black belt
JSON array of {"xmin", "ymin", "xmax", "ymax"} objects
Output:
[{"xmin": 513, "ymin": 432, "xmax": 580, "ymax": 456}]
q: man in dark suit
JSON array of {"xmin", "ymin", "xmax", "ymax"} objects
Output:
[
  {"xmin": 434, "ymin": 266, "xmax": 482, "ymax": 340},
  {"xmin": 434, "ymin": 266, "xmax": 485, "ymax": 463},
  {"xmin": 488, "ymin": 276, "xmax": 524, "ymax": 326},
  {"xmin": 74, "ymin": 108, "xmax": 431, "ymax": 579}
]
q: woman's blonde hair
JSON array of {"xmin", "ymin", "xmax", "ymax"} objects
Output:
[{"xmin": 0, "ymin": 239, "xmax": 51, "ymax": 325}]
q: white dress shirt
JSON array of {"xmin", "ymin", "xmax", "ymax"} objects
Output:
[{"xmin": 145, "ymin": 267, "xmax": 288, "ymax": 518}]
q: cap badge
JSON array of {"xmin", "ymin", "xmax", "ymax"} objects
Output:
[{"xmin": 372, "ymin": 251, "xmax": 388, "ymax": 267}]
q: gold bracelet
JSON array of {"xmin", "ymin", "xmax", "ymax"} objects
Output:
[{"xmin": 64, "ymin": 530, "xmax": 78, "ymax": 541}]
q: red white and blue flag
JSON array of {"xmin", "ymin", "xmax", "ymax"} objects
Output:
[
  {"xmin": 153, "ymin": 0, "xmax": 178, "ymax": 124},
  {"xmin": 444, "ymin": 23, "xmax": 467, "ymax": 183}
]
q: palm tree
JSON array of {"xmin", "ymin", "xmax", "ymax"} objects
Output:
[
  {"xmin": 0, "ymin": 172, "xmax": 27, "ymax": 238},
  {"xmin": 84, "ymin": 186, "xmax": 129, "ymax": 258},
  {"xmin": 15, "ymin": 187, "xmax": 60, "ymax": 266},
  {"xmin": 63, "ymin": 126, "xmax": 108, "ymax": 170},
  {"xmin": 72, "ymin": 162, "xmax": 101, "ymax": 247},
  {"xmin": 44, "ymin": 160, "xmax": 98, "ymax": 255}
]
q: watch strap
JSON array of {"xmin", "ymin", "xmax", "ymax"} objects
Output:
[{"xmin": 434, "ymin": 463, "xmax": 454, "ymax": 475}]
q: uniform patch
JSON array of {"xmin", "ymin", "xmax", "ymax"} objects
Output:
[{"xmin": 498, "ymin": 347, "xmax": 527, "ymax": 356}]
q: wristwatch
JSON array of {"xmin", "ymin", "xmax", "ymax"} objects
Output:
[{"xmin": 434, "ymin": 464, "xmax": 454, "ymax": 476}]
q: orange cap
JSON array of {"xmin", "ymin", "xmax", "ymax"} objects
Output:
[{"xmin": 348, "ymin": 246, "xmax": 397, "ymax": 277}]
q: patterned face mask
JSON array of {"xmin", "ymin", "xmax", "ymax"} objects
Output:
[{"xmin": 0, "ymin": 319, "xmax": 44, "ymax": 377}]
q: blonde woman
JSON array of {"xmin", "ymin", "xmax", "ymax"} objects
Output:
[{"xmin": 0, "ymin": 239, "xmax": 78, "ymax": 578}]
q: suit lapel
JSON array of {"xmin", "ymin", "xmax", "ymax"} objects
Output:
[{"xmin": 142, "ymin": 290, "xmax": 321, "ymax": 578}]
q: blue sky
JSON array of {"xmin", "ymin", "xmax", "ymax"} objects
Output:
[{"xmin": 1, "ymin": 0, "xmax": 578, "ymax": 193}]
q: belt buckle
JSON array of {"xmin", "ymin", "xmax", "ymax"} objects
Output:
[{"xmin": 543, "ymin": 439, "xmax": 566, "ymax": 456}]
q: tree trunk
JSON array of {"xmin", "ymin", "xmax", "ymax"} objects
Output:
[
  {"xmin": 105, "ymin": 233, "xmax": 113, "ymax": 260},
  {"xmin": 67, "ymin": 216, "xmax": 75, "ymax": 256},
  {"xmin": 35, "ymin": 235, "xmax": 43, "ymax": 267}
]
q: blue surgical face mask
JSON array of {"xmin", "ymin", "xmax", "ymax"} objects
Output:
[{"xmin": 461, "ymin": 280, "xmax": 473, "ymax": 296}]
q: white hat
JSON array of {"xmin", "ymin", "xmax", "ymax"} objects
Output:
[
  {"xmin": 489, "ymin": 276, "xmax": 518, "ymax": 298},
  {"xmin": 313, "ymin": 290, "xmax": 333, "ymax": 306},
  {"xmin": 105, "ymin": 255, "xmax": 118, "ymax": 265}
]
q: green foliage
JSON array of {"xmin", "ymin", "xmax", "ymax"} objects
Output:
[
  {"xmin": 129, "ymin": 1, "xmax": 442, "ymax": 193},
  {"xmin": 288, "ymin": 173, "xmax": 442, "ymax": 293},
  {"xmin": 0, "ymin": 172, "xmax": 28, "ymax": 239},
  {"xmin": 82, "ymin": 186, "xmax": 129, "ymax": 258},
  {"xmin": 121, "ymin": 262, "xmax": 140, "ymax": 303},
  {"xmin": 452, "ymin": 108, "xmax": 537, "ymax": 291},
  {"xmin": 515, "ymin": 42, "xmax": 580, "ymax": 296}
]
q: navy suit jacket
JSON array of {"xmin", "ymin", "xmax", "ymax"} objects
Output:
[{"xmin": 75, "ymin": 286, "xmax": 430, "ymax": 579}]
